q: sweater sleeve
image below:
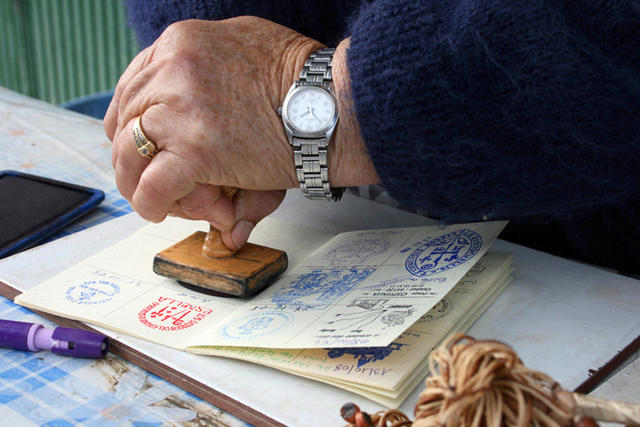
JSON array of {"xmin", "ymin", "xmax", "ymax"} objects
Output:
[
  {"xmin": 124, "ymin": 0, "xmax": 359, "ymax": 48},
  {"xmin": 347, "ymin": 0, "xmax": 640, "ymax": 223}
]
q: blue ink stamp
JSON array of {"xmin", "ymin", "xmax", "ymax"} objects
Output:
[
  {"xmin": 271, "ymin": 267, "xmax": 376, "ymax": 310},
  {"xmin": 324, "ymin": 239, "xmax": 391, "ymax": 266},
  {"xmin": 405, "ymin": 229, "xmax": 482, "ymax": 277},
  {"xmin": 65, "ymin": 280, "xmax": 120, "ymax": 305},
  {"xmin": 219, "ymin": 311, "xmax": 293, "ymax": 340},
  {"xmin": 326, "ymin": 342, "xmax": 407, "ymax": 367}
]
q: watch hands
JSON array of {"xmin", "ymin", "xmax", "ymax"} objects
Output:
[{"xmin": 306, "ymin": 104, "xmax": 322, "ymax": 123}]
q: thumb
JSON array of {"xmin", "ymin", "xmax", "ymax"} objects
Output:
[
  {"xmin": 221, "ymin": 189, "xmax": 286, "ymax": 250},
  {"xmin": 175, "ymin": 184, "xmax": 235, "ymax": 231}
]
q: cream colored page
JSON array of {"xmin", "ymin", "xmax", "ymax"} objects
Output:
[
  {"xmin": 191, "ymin": 252, "xmax": 513, "ymax": 400},
  {"xmin": 16, "ymin": 216, "xmax": 334, "ymax": 349},
  {"xmin": 321, "ymin": 271, "xmax": 513, "ymax": 409},
  {"xmin": 332, "ymin": 271, "xmax": 514, "ymax": 407},
  {"xmin": 16, "ymin": 218, "xmax": 505, "ymax": 350},
  {"xmin": 195, "ymin": 265, "xmax": 514, "ymax": 410},
  {"xmin": 191, "ymin": 220, "xmax": 506, "ymax": 349}
]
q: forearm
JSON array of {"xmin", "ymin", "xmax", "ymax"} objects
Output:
[
  {"xmin": 329, "ymin": 38, "xmax": 380, "ymax": 188},
  {"xmin": 345, "ymin": 0, "xmax": 640, "ymax": 221}
]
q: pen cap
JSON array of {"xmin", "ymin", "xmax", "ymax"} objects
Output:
[{"xmin": 51, "ymin": 327, "xmax": 108, "ymax": 358}]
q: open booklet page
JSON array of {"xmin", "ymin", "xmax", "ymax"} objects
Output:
[
  {"xmin": 192, "ymin": 251, "xmax": 513, "ymax": 407},
  {"xmin": 16, "ymin": 217, "xmax": 507, "ymax": 350}
]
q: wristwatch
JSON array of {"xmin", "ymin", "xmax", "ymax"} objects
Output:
[{"xmin": 278, "ymin": 48, "xmax": 345, "ymax": 201}]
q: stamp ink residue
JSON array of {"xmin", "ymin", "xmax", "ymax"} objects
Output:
[
  {"xmin": 327, "ymin": 299, "xmax": 415, "ymax": 330},
  {"xmin": 65, "ymin": 280, "xmax": 120, "ymax": 305},
  {"xmin": 405, "ymin": 229, "xmax": 482, "ymax": 277},
  {"xmin": 270, "ymin": 267, "xmax": 376, "ymax": 310},
  {"xmin": 138, "ymin": 297, "xmax": 213, "ymax": 331},
  {"xmin": 219, "ymin": 311, "xmax": 294, "ymax": 340},
  {"xmin": 323, "ymin": 238, "xmax": 391, "ymax": 266},
  {"xmin": 326, "ymin": 341, "xmax": 408, "ymax": 368},
  {"xmin": 418, "ymin": 297, "xmax": 451, "ymax": 321}
]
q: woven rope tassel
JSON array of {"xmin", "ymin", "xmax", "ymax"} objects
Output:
[{"xmin": 341, "ymin": 333, "xmax": 640, "ymax": 427}]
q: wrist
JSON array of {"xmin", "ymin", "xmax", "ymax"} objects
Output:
[
  {"xmin": 277, "ymin": 38, "xmax": 325, "ymax": 112},
  {"xmin": 330, "ymin": 38, "xmax": 380, "ymax": 187}
]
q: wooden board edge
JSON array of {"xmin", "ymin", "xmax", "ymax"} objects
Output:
[{"xmin": 573, "ymin": 333, "xmax": 640, "ymax": 395}]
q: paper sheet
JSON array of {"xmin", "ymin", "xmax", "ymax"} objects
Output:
[
  {"xmin": 192, "ymin": 252, "xmax": 513, "ymax": 406},
  {"xmin": 16, "ymin": 217, "xmax": 506, "ymax": 349}
]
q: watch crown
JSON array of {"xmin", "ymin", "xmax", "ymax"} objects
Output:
[{"xmin": 276, "ymin": 106, "xmax": 282, "ymax": 116}]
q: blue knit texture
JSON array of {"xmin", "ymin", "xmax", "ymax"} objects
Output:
[
  {"xmin": 349, "ymin": 0, "xmax": 639, "ymax": 218},
  {"xmin": 123, "ymin": 0, "xmax": 640, "ymax": 273},
  {"xmin": 347, "ymin": 0, "xmax": 640, "ymax": 272},
  {"xmin": 124, "ymin": 0, "xmax": 358, "ymax": 47}
]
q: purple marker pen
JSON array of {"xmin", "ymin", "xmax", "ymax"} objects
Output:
[{"xmin": 0, "ymin": 319, "xmax": 108, "ymax": 358}]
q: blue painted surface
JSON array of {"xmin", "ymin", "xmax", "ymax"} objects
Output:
[{"xmin": 0, "ymin": 278, "xmax": 251, "ymax": 426}]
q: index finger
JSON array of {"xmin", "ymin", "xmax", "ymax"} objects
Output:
[
  {"xmin": 104, "ymin": 45, "xmax": 153, "ymax": 140},
  {"xmin": 130, "ymin": 151, "xmax": 201, "ymax": 222}
]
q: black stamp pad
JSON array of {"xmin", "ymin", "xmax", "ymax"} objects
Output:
[{"xmin": 0, "ymin": 170, "xmax": 105, "ymax": 258}]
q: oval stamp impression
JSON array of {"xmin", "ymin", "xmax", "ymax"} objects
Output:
[
  {"xmin": 65, "ymin": 280, "xmax": 120, "ymax": 305},
  {"xmin": 219, "ymin": 311, "xmax": 293, "ymax": 340},
  {"xmin": 138, "ymin": 297, "xmax": 213, "ymax": 332},
  {"xmin": 405, "ymin": 229, "xmax": 482, "ymax": 277}
]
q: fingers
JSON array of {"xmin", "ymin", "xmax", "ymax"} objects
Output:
[
  {"xmin": 176, "ymin": 184, "xmax": 235, "ymax": 230},
  {"xmin": 112, "ymin": 117, "xmax": 150, "ymax": 201},
  {"xmin": 131, "ymin": 151, "xmax": 200, "ymax": 222},
  {"xmin": 221, "ymin": 189, "xmax": 286, "ymax": 250},
  {"xmin": 111, "ymin": 107, "xmax": 231, "ymax": 227},
  {"xmin": 104, "ymin": 45, "xmax": 153, "ymax": 140}
]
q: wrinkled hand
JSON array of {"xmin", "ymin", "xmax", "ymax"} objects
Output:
[{"xmin": 104, "ymin": 17, "xmax": 324, "ymax": 249}]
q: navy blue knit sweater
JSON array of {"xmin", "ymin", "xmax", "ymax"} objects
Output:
[{"xmin": 125, "ymin": 0, "xmax": 640, "ymax": 274}]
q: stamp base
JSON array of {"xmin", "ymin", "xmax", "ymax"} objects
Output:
[{"xmin": 153, "ymin": 231, "xmax": 288, "ymax": 298}]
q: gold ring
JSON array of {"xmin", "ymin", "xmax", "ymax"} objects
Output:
[{"xmin": 132, "ymin": 116, "xmax": 159, "ymax": 159}]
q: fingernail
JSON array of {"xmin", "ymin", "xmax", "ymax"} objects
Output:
[{"xmin": 231, "ymin": 220, "xmax": 254, "ymax": 249}]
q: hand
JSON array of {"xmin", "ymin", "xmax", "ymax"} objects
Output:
[
  {"xmin": 105, "ymin": 17, "xmax": 321, "ymax": 247},
  {"xmin": 105, "ymin": 17, "xmax": 379, "ymax": 249}
]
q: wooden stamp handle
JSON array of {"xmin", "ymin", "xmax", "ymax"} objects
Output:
[{"xmin": 201, "ymin": 187, "xmax": 238, "ymax": 259}]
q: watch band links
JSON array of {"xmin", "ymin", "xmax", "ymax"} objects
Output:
[
  {"xmin": 294, "ymin": 48, "xmax": 344, "ymax": 201},
  {"xmin": 292, "ymin": 136, "xmax": 332, "ymax": 200},
  {"xmin": 299, "ymin": 48, "xmax": 334, "ymax": 85}
]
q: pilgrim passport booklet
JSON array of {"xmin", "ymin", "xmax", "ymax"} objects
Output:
[{"xmin": 16, "ymin": 217, "xmax": 512, "ymax": 406}]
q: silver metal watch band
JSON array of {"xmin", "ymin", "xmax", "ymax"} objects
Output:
[
  {"xmin": 294, "ymin": 48, "xmax": 344, "ymax": 201},
  {"xmin": 300, "ymin": 48, "xmax": 334, "ymax": 85}
]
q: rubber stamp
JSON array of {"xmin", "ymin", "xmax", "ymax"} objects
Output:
[{"xmin": 152, "ymin": 187, "xmax": 288, "ymax": 297}]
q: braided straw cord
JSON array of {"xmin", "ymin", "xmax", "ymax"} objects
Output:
[
  {"xmin": 341, "ymin": 333, "xmax": 640, "ymax": 427},
  {"xmin": 573, "ymin": 394, "xmax": 640, "ymax": 425}
]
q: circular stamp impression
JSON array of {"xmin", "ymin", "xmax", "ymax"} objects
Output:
[
  {"xmin": 138, "ymin": 297, "xmax": 212, "ymax": 332},
  {"xmin": 324, "ymin": 238, "xmax": 391, "ymax": 266},
  {"xmin": 219, "ymin": 311, "xmax": 293, "ymax": 340},
  {"xmin": 419, "ymin": 297, "xmax": 451, "ymax": 322},
  {"xmin": 405, "ymin": 229, "xmax": 482, "ymax": 277},
  {"xmin": 65, "ymin": 280, "xmax": 120, "ymax": 305}
]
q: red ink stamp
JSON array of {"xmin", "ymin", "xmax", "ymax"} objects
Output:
[{"xmin": 138, "ymin": 296, "xmax": 213, "ymax": 331}]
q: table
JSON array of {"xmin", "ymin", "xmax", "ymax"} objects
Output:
[
  {"xmin": 1, "ymin": 87, "xmax": 638, "ymax": 426},
  {"xmin": 0, "ymin": 87, "xmax": 249, "ymax": 426}
]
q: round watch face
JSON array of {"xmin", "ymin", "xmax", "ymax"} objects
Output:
[{"xmin": 285, "ymin": 86, "xmax": 336, "ymax": 134}]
